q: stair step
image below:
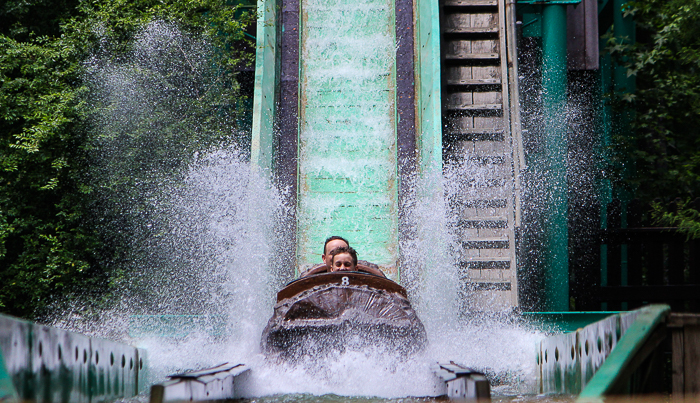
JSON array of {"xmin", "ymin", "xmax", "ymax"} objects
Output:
[
  {"xmin": 439, "ymin": 0, "xmax": 520, "ymax": 310},
  {"xmin": 463, "ymin": 238, "xmax": 509, "ymax": 249},
  {"xmin": 459, "ymin": 217, "xmax": 508, "ymax": 228},
  {"xmin": 458, "ymin": 199, "xmax": 508, "ymax": 208},
  {"xmin": 446, "ymin": 78, "xmax": 501, "ymax": 86},
  {"xmin": 446, "ymin": 52, "xmax": 500, "ymax": 60},
  {"xmin": 466, "ymin": 281, "xmax": 512, "ymax": 291},
  {"xmin": 460, "ymin": 258, "xmax": 511, "ymax": 270},
  {"xmin": 465, "ymin": 155, "xmax": 506, "ymax": 165},
  {"xmin": 444, "ymin": 129, "xmax": 505, "ymax": 142},
  {"xmin": 444, "ymin": 27, "xmax": 500, "ymax": 34},
  {"xmin": 446, "ymin": 103, "xmax": 503, "ymax": 111},
  {"xmin": 444, "ymin": 0, "xmax": 497, "ymax": 6}
]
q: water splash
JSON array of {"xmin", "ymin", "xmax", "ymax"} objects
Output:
[{"xmin": 50, "ymin": 19, "xmax": 545, "ymax": 399}]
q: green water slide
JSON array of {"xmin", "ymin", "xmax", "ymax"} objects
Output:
[
  {"xmin": 296, "ymin": 0, "xmax": 399, "ymax": 274},
  {"xmin": 251, "ymin": 0, "xmax": 441, "ymax": 279}
]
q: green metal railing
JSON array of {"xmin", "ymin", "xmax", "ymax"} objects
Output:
[{"xmin": 535, "ymin": 305, "xmax": 671, "ymax": 397}]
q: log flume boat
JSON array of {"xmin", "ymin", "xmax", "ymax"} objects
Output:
[{"xmin": 261, "ymin": 269, "xmax": 427, "ymax": 359}]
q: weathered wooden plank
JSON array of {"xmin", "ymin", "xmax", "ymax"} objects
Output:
[
  {"xmin": 446, "ymin": 78, "xmax": 501, "ymax": 85},
  {"xmin": 473, "ymin": 66, "xmax": 501, "ymax": 80},
  {"xmin": 446, "ymin": 103, "xmax": 503, "ymax": 111},
  {"xmin": 445, "ymin": 52, "xmax": 500, "ymax": 60},
  {"xmin": 443, "ymin": 13, "xmax": 498, "ymax": 31},
  {"xmin": 0, "ymin": 314, "xmax": 147, "ymax": 403},
  {"xmin": 505, "ymin": 0, "xmax": 524, "ymax": 227},
  {"xmin": 644, "ymin": 243, "xmax": 664, "ymax": 288},
  {"xmin": 463, "ymin": 238, "xmax": 509, "ymax": 249},
  {"xmin": 444, "ymin": 0, "xmax": 497, "ymax": 5},
  {"xmin": 683, "ymin": 325, "xmax": 700, "ymax": 394},
  {"xmin": 566, "ymin": 0, "xmax": 599, "ymax": 70},
  {"xmin": 460, "ymin": 258, "xmax": 510, "ymax": 270},
  {"xmin": 671, "ymin": 327, "xmax": 684, "ymax": 395},
  {"xmin": 445, "ymin": 39, "xmax": 499, "ymax": 60},
  {"xmin": 443, "ymin": 26, "xmax": 499, "ymax": 34}
]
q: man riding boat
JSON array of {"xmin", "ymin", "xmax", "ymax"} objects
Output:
[{"xmin": 260, "ymin": 236, "xmax": 427, "ymax": 359}]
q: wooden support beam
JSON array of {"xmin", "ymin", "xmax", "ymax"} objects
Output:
[{"xmin": 668, "ymin": 313, "xmax": 700, "ymax": 396}]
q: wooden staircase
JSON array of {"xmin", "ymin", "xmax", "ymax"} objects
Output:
[{"xmin": 440, "ymin": 0, "xmax": 524, "ymax": 310}]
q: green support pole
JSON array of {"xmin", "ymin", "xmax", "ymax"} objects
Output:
[
  {"xmin": 611, "ymin": 0, "xmax": 635, "ymax": 295},
  {"xmin": 250, "ymin": 0, "xmax": 278, "ymax": 175},
  {"xmin": 541, "ymin": 4, "xmax": 569, "ymax": 311},
  {"xmin": 612, "ymin": 0, "xmax": 635, "ymax": 111},
  {"xmin": 611, "ymin": 0, "xmax": 635, "ymax": 207},
  {"xmin": 415, "ymin": 0, "xmax": 443, "ymax": 177}
]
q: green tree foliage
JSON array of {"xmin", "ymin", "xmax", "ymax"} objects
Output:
[
  {"xmin": 0, "ymin": 0, "xmax": 254, "ymax": 318},
  {"xmin": 608, "ymin": 0, "xmax": 700, "ymax": 200},
  {"xmin": 605, "ymin": 0, "xmax": 700, "ymax": 236}
]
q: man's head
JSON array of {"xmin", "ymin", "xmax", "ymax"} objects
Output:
[
  {"xmin": 322, "ymin": 235, "xmax": 349, "ymax": 267},
  {"xmin": 328, "ymin": 246, "xmax": 358, "ymax": 272}
]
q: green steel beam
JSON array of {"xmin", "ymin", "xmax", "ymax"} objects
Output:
[
  {"xmin": 296, "ymin": 0, "xmax": 400, "ymax": 278},
  {"xmin": 541, "ymin": 3, "xmax": 569, "ymax": 311},
  {"xmin": 411, "ymin": 0, "xmax": 444, "ymax": 286},
  {"xmin": 414, "ymin": 0, "xmax": 443, "ymax": 177},
  {"xmin": 578, "ymin": 305, "xmax": 670, "ymax": 398},
  {"xmin": 611, "ymin": 0, "xmax": 635, "ymax": 209},
  {"xmin": 597, "ymin": 44, "xmax": 613, "ymax": 299},
  {"xmin": 612, "ymin": 0, "xmax": 635, "ymax": 97},
  {"xmin": 250, "ymin": 0, "xmax": 279, "ymax": 175}
]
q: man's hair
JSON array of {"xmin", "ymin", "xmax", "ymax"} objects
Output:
[
  {"xmin": 323, "ymin": 235, "xmax": 349, "ymax": 254},
  {"xmin": 328, "ymin": 246, "xmax": 358, "ymax": 266}
]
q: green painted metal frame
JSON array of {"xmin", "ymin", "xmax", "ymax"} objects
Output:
[
  {"xmin": 535, "ymin": 305, "xmax": 671, "ymax": 397},
  {"xmin": 250, "ymin": 0, "xmax": 279, "ymax": 175},
  {"xmin": 0, "ymin": 313, "xmax": 148, "ymax": 403},
  {"xmin": 414, "ymin": 0, "xmax": 442, "ymax": 177},
  {"xmin": 578, "ymin": 305, "xmax": 670, "ymax": 398},
  {"xmin": 516, "ymin": 0, "xmax": 580, "ymax": 311},
  {"xmin": 541, "ymin": 3, "xmax": 570, "ymax": 311}
]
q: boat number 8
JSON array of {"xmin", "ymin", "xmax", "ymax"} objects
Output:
[{"xmin": 341, "ymin": 276, "xmax": 349, "ymax": 285}]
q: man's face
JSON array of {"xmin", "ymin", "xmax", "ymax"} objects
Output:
[
  {"xmin": 323, "ymin": 239, "xmax": 348, "ymax": 267},
  {"xmin": 330, "ymin": 252, "xmax": 355, "ymax": 272}
]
